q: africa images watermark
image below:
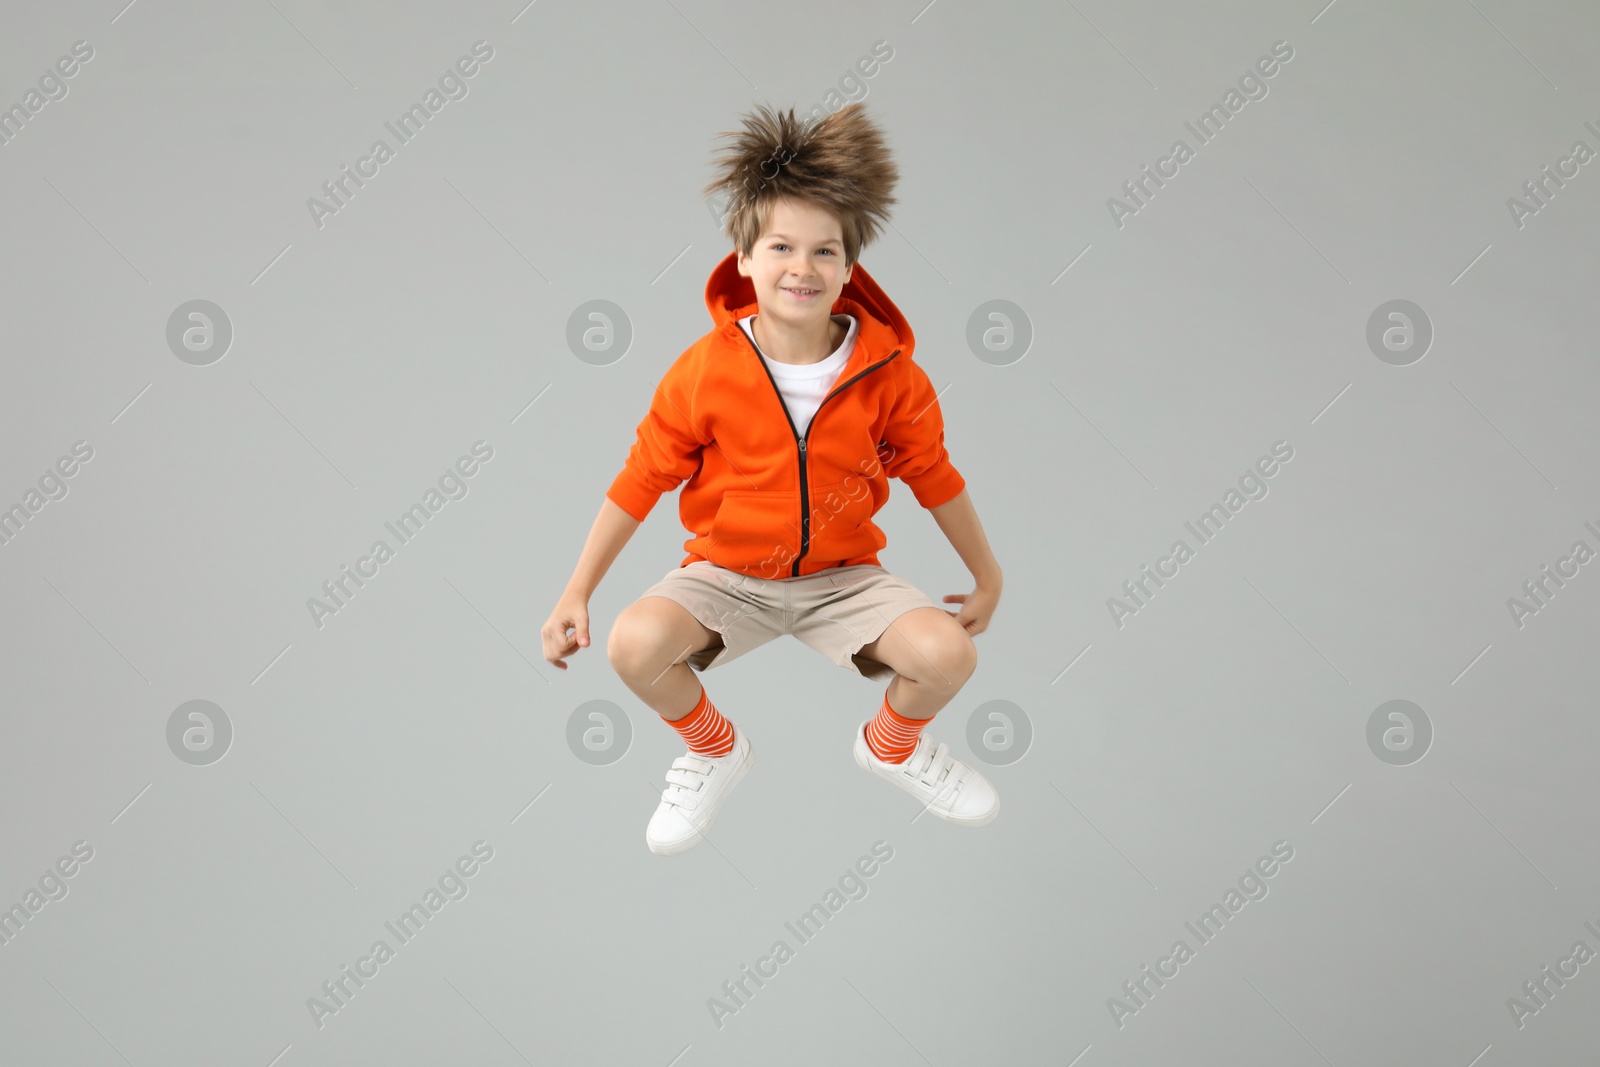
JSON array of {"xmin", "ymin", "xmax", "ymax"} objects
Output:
[
  {"xmin": 307, "ymin": 440, "xmax": 494, "ymax": 629},
  {"xmin": 1505, "ymin": 117, "xmax": 1600, "ymax": 230},
  {"xmin": 800, "ymin": 40, "xmax": 895, "ymax": 124},
  {"xmin": 306, "ymin": 840, "xmax": 494, "ymax": 1030},
  {"xmin": 706, "ymin": 840, "xmax": 895, "ymax": 1030},
  {"xmin": 1504, "ymin": 518, "xmax": 1600, "ymax": 630},
  {"xmin": 746, "ymin": 439, "xmax": 899, "ymax": 581},
  {"xmin": 0, "ymin": 439, "xmax": 95, "ymax": 549},
  {"xmin": 1107, "ymin": 839, "xmax": 1296, "ymax": 1029},
  {"xmin": 1107, "ymin": 39, "xmax": 1296, "ymax": 229},
  {"xmin": 1506, "ymin": 916, "xmax": 1600, "ymax": 1031},
  {"xmin": 0, "ymin": 840, "xmax": 96, "ymax": 950},
  {"xmin": 0, "ymin": 39, "xmax": 95, "ymax": 148},
  {"xmin": 305, "ymin": 41, "xmax": 495, "ymax": 230},
  {"xmin": 1107, "ymin": 440, "xmax": 1295, "ymax": 629}
]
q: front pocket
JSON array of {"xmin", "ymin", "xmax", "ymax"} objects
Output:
[{"xmin": 708, "ymin": 489, "xmax": 801, "ymax": 578}]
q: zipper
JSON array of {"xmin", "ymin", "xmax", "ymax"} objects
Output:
[{"xmin": 739, "ymin": 326, "xmax": 901, "ymax": 576}]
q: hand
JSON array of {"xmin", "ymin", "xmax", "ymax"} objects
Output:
[
  {"xmin": 541, "ymin": 593, "xmax": 592, "ymax": 670},
  {"xmin": 942, "ymin": 582, "xmax": 1001, "ymax": 636}
]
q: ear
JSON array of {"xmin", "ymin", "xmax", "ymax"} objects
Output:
[{"xmin": 735, "ymin": 248, "xmax": 751, "ymax": 278}]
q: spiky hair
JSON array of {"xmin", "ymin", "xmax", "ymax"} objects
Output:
[{"xmin": 703, "ymin": 102, "xmax": 899, "ymax": 269}]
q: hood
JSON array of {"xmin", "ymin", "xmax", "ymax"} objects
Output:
[{"xmin": 703, "ymin": 249, "xmax": 915, "ymax": 363}]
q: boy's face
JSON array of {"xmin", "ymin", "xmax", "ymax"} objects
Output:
[{"xmin": 735, "ymin": 197, "xmax": 853, "ymax": 328}]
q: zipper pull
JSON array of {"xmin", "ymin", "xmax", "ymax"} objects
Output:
[{"xmin": 798, "ymin": 437, "xmax": 807, "ymax": 457}]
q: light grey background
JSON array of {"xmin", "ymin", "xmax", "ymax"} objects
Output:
[{"xmin": 2, "ymin": 1, "xmax": 1597, "ymax": 1064}]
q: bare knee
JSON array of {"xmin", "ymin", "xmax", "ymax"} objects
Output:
[
  {"xmin": 607, "ymin": 600, "xmax": 697, "ymax": 681},
  {"xmin": 607, "ymin": 605, "xmax": 664, "ymax": 680},
  {"xmin": 910, "ymin": 626, "xmax": 978, "ymax": 688}
]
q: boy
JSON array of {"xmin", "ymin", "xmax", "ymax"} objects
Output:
[{"xmin": 540, "ymin": 103, "xmax": 1004, "ymax": 855}]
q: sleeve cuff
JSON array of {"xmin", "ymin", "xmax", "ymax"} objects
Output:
[
  {"xmin": 605, "ymin": 474, "xmax": 661, "ymax": 523},
  {"xmin": 904, "ymin": 461, "xmax": 966, "ymax": 510}
]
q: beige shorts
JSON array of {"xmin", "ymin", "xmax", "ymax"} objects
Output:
[{"xmin": 636, "ymin": 560, "xmax": 942, "ymax": 681}]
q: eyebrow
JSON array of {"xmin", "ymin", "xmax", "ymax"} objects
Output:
[{"xmin": 765, "ymin": 234, "xmax": 841, "ymax": 245}]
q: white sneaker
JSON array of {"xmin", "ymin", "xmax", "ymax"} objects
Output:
[
  {"xmin": 852, "ymin": 720, "xmax": 999, "ymax": 826},
  {"xmin": 646, "ymin": 724, "xmax": 754, "ymax": 856}
]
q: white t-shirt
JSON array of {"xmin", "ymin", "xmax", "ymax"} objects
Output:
[{"xmin": 738, "ymin": 314, "xmax": 858, "ymax": 438}]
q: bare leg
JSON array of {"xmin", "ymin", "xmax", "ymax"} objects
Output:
[
  {"xmin": 856, "ymin": 607, "xmax": 978, "ymax": 719},
  {"xmin": 607, "ymin": 596, "xmax": 725, "ymax": 719}
]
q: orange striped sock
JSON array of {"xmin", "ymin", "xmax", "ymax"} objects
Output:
[
  {"xmin": 864, "ymin": 690, "xmax": 929, "ymax": 764},
  {"xmin": 662, "ymin": 685, "xmax": 734, "ymax": 757}
]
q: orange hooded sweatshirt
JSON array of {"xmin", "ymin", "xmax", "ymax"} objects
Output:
[{"xmin": 605, "ymin": 250, "xmax": 966, "ymax": 580}]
